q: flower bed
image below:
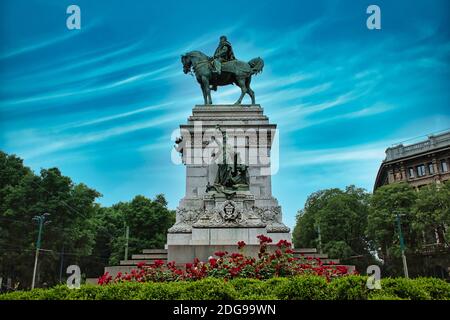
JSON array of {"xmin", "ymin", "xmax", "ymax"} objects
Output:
[
  {"xmin": 98, "ymin": 235, "xmax": 351, "ymax": 285},
  {"xmin": 5, "ymin": 235, "xmax": 448, "ymax": 301},
  {"xmin": 1, "ymin": 276, "xmax": 449, "ymax": 300}
]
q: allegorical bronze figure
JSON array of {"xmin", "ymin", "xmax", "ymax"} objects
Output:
[
  {"xmin": 181, "ymin": 36, "xmax": 264, "ymax": 105},
  {"xmin": 205, "ymin": 125, "xmax": 250, "ymax": 199}
]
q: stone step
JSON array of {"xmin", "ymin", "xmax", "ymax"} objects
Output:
[
  {"xmin": 322, "ymin": 259, "xmax": 340, "ymax": 264},
  {"xmin": 293, "ymin": 253, "xmax": 329, "ymax": 259},
  {"xmin": 142, "ymin": 249, "xmax": 168, "ymax": 254},
  {"xmin": 293, "ymin": 257, "xmax": 340, "ymax": 264},
  {"xmin": 120, "ymin": 259, "xmax": 167, "ymax": 266},
  {"xmin": 191, "ymin": 105, "xmax": 264, "ymax": 116},
  {"xmin": 119, "ymin": 256, "xmax": 339, "ymax": 266},
  {"xmin": 333, "ymin": 265, "xmax": 356, "ymax": 274},
  {"xmin": 293, "ymin": 248, "xmax": 317, "ymax": 254},
  {"xmin": 132, "ymin": 254, "xmax": 168, "ymax": 260},
  {"xmin": 104, "ymin": 265, "xmax": 135, "ymax": 278},
  {"xmin": 189, "ymin": 106, "xmax": 269, "ymax": 122}
]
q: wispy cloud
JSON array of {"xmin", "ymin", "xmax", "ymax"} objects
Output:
[
  {"xmin": 9, "ymin": 112, "xmax": 184, "ymax": 159},
  {"xmin": 260, "ymin": 82, "xmax": 332, "ymax": 103},
  {"xmin": 260, "ymin": 18, "xmax": 326, "ymax": 58},
  {"xmin": 3, "ymin": 41, "xmax": 143, "ymax": 88},
  {"xmin": 0, "ymin": 22, "xmax": 97, "ymax": 60},
  {"xmin": 0, "ymin": 64, "xmax": 175, "ymax": 107},
  {"xmin": 66, "ymin": 102, "xmax": 174, "ymax": 129},
  {"xmin": 1, "ymin": 0, "xmax": 449, "ymax": 220},
  {"xmin": 281, "ymin": 141, "xmax": 389, "ymax": 168}
]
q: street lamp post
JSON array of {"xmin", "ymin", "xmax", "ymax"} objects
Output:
[
  {"xmin": 124, "ymin": 225, "xmax": 129, "ymax": 261},
  {"xmin": 396, "ymin": 213, "xmax": 409, "ymax": 278},
  {"xmin": 31, "ymin": 213, "xmax": 50, "ymax": 289},
  {"xmin": 315, "ymin": 223, "xmax": 322, "ymax": 254}
]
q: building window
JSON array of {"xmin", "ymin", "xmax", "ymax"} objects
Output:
[
  {"xmin": 408, "ymin": 167, "xmax": 415, "ymax": 178},
  {"xmin": 441, "ymin": 159, "xmax": 449, "ymax": 173},
  {"xmin": 416, "ymin": 164, "xmax": 426, "ymax": 177},
  {"xmin": 428, "ymin": 163, "xmax": 434, "ymax": 175}
]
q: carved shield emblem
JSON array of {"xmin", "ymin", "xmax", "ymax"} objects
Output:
[{"xmin": 220, "ymin": 200, "xmax": 241, "ymax": 222}]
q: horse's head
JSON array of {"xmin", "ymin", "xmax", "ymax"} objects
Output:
[
  {"xmin": 181, "ymin": 51, "xmax": 208, "ymax": 74},
  {"xmin": 181, "ymin": 54, "xmax": 192, "ymax": 74}
]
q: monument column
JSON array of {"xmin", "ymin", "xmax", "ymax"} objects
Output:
[{"xmin": 168, "ymin": 105, "xmax": 291, "ymax": 264}]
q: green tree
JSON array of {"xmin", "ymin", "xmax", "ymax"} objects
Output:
[
  {"xmin": 84, "ymin": 206, "xmax": 125, "ymax": 277},
  {"xmin": 293, "ymin": 186, "xmax": 375, "ymax": 271},
  {"xmin": 413, "ymin": 182, "xmax": 450, "ymax": 245},
  {"xmin": 88, "ymin": 195, "xmax": 175, "ymax": 268},
  {"xmin": 0, "ymin": 151, "xmax": 176, "ymax": 287},
  {"xmin": 367, "ymin": 182, "xmax": 421, "ymax": 276},
  {"xmin": 411, "ymin": 182, "xmax": 450, "ymax": 277},
  {"xmin": 0, "ymin": 151, "xmax": 101, "ymax": 288},
  {"xmin": 368, "ymin": 182, "xmax": 450, "ymax": 277}
]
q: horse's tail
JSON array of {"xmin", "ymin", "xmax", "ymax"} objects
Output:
[{"xmin": 248, "ymin": 57, "xmax": 264, "ymax": 75}]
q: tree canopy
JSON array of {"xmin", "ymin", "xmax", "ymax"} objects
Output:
[
  {"xmin": 368, "ymin": 182, "xmax": 449, "ymax": 277},
  {"xmin": 293, "ymin": 186, "xmax": 376, "ymax": 271},
  {"xmin": 2, "ymin": 149, "xmax": 449, "ymax": 287},
  {"xmin": 0, "ymin": 151, "xmax": 175, "ymax": 289},
  {"xmin": 294, "ymin": 182, "xmax": 450, "ymax": 278}
]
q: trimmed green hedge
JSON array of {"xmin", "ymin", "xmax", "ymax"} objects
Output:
[{"xmin": 1, "ymin": 276, "xmax": 449, "ymax": 300}]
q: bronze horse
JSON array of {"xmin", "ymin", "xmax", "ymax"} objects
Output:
[{"xmin": 181, "ymin": 51, "xmax": 264, "ymax": 105}]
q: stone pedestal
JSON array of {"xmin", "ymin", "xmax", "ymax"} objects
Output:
[{"xmin": 167, "ymin": 105, "xmax": 291, "ymax": 263}]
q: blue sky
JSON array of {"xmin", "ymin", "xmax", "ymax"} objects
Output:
[{"xmin": 1, "ymin": 0, "xmax": 449, "ymax": 229}]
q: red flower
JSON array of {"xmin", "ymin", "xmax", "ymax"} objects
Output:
[
  {"xmin": 245, "ymin": 258, "xmax": 255, "ymax": 266},
  {"xmin": 97, "ymin": 234, "xmax": 350, "ymax": 284},
  {"xmin": 154, "ymin": 260, "xmax": 164, "ymax": 267},
  {"xmin": 177, "ymin": 269, "xmax": 184, "ymax": 275},
  {"xmin": 97, "ymin": 272, "xmax": 112, "ymax": 285},
  {"xmin": 276, "ymin": 239, "xmax": 292, "ymax": 248},
  {"xmin": 237, "ymin": 241, "xmax": 246, "ymax": 249},
  {"xmin": 229, "ymin": 267, "xmax": 241, "ymax": 277},
  {"xmin": 257, "ymin": 234, "xmax": 272, "ymax": 244},
  {"xmin": 214, "ymin": 251, "xmax": 228, "ymax": 258},
  {"xmin": 209, "ymin": 257, "xmax": 217, "ymax": 267},
  {"xmin": 231, "ymin": 252, "xmax": 243, "ymax": 259},
  {"xmin": 337, "ymin": 266, "xmax": 348, "ymax": 273}
]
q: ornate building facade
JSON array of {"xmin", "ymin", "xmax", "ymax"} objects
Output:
[
  {"xmin": 374, "ymin": 131, "xmax": 450, "ymax": 278},
  {"xmin": 374, "ymin": 131, "xmax": 450, "ymax": 190}
]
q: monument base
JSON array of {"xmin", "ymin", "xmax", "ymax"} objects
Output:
[
  {"xmin": 167, "ymin": 227, "xmax": 291, "ymax": 264},
  {"xmin": 167, "ymin": 104, "xmax": 292, "ymax": 264}
]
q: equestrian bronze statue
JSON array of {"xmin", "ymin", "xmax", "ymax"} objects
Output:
[{"xmin": 181, "ymin": 36, "xmax": 264, "ymax": 105}]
